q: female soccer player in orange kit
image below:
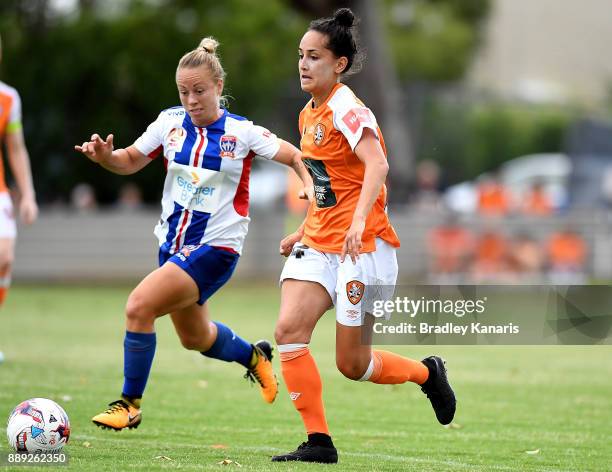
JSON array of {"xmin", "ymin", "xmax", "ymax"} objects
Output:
[
  {"xmin": 0, "ymin": 34, "xmax": 38, "ymax": 363},
  {"xmin": 272, "ymin": 9, "xmax": 456, "ymax": 463}
]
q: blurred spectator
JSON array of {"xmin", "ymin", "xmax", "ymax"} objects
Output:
[
  {"xmin": 476, "ymin": 173, "xmax": 512, "ymax": 217},
  {"xmin": 470, "ymin": 228, "xmax": 510, "ymax": 282},
  {"xmin": 116, "ymin": 182, "xmax": 143, "ymax": 212},
  {"xmin": 427, "ymin": 214, "xmax": 474, "ymax": 280},
  {"xmin": 509, "ymin": 233, "xmax": 544, "ymax": 280},
  {"xmin": 521, "ymin": 180, "xmax": 552, "ymax": 216},
  {"xmin": 70, "ymin": 183, "xmax": 97, "ymax": 212},
  {"xmin": 546, "ymin": 227, "xmax": 587, "ymax": 283},
  {"xmin": 412, "ymin": 159, "xmax": 442, "ymax": 212}
]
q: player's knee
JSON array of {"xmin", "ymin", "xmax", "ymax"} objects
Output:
[
  {"xmin": 274, "ymin": 321, "xmax": 306, "ymax": 345},
  {"xmin": 125, "ymin": 292, "xmax": 155, "ymax": 324},
  {"xmin": 0, "ymin": 252, "xmax": 14, "ymax": 272},
  {"xmin": 336, "ymin": 357, "xmax": 368, "ymax": 381},
  {"xmin": 179, "ymin": 334, "xmax": 204, "ymax": 351}
]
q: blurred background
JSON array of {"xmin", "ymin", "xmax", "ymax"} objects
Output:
[{"xmin": 3, "ymin": 0, "xmax": 612, "ymax": 284}]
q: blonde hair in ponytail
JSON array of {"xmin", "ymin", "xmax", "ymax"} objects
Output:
[{"xmin": 177, "ymin": 36, "xmax": 226, "ymax": 82}]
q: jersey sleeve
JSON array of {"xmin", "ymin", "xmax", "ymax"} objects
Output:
[
  {"xmin": 247, "ymin": 123, "xmax": 280, "ymax": 160},
  {"xmin": 332, "ymin": 103, "xmax": 379, "ymax": 151},
  {"xmin": 133, "ymin": 112, "xmax": 165, "ymax": 159},
  {"xmin": 6, "ymin": 89, "xmax": 22, "ymax": 134}
]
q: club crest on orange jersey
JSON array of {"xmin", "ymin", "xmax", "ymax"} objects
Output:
[
  {"xmin": 346, "ymin": 280, "xmax": 365, "ymax": 305},
  {"xmin": 220, "ymin": 135, "xmax": 237, "ymax": 158},
  {"xmin": 314, "ymin": 123, "xmax": 326, "ymax": 146}
]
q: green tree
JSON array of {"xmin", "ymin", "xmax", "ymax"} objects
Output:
[
  {"xmin": 384, "ymin": 0, "xmax": 491, "ymax": 81},
  {"xmin": 0, "ymin": 0, "xmax": 306, "ymax": 203}
]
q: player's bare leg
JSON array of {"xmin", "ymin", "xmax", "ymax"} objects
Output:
[
  {"xmin": 0, "ymin": 238, "xmax": 15, "ymax": 365},
  {"xmin": 92, "ymin": 263, "xmax": 198, "ymax": 430},
  {"xmin": 272, "ymin": 280, "xmax": 338, "ymax": 463},
  {"xmin": 336, "ymin": 313, "xmax": 456, "ymax": 425},
  {"xmin": 171, "ymin": 303, "xmax": 278, "ymax": 403}
]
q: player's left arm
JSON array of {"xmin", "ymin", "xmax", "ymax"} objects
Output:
[
  {"xmin": 5, "ymin": 127, "xmax": 38, "ymax": 224},
  {"xmin": 272, "ymin": 139, "xmax": 314, "ymax": 202},
  {"xmin": 341, "ymin": 128, "xmax": 389, "ymax": 263}
]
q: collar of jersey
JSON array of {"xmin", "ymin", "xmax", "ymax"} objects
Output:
[
  {"xmin": 310, "ymin": 83, "xmax": 345, "ymax": 110},
  {"xmin": 185, "ymin": 107, "xmax": 227, "ymax": 130}
]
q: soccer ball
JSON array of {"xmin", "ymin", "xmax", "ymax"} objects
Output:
[{"xmin": 6, "ymin": 398, "xmax": 70, "ymax": 453}]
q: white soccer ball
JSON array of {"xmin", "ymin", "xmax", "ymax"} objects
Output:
[{"xmin": 6, "ymin": 398, "xmax": 70, "ymax": 453}]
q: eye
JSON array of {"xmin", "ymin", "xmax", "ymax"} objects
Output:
[{"xmin": 298, "ymin": 52, "xmax": 304, "ymax": 59}]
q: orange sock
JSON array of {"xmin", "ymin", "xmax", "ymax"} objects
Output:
[
  {"xmin": 368, "ymin": 350, "xmax": 429, "ymax": 385},
  {"xmin": 0, "ymin": 287, "xmax": 6, "ymax": 306},
  {"xmin": 279, "ymin": 346, "xmax": 329, "ymax": 435}
]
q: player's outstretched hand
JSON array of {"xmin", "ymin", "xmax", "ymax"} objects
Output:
[
  {"xmin": 75, "ymin": 134, "xmax": 114, "ymax": 164},
  {"xmin": 280, "ymin": 231, "xmax": 303, "ymax": 257},
  {"xmin": 340, "ymin": 217, "xmax": 365, "ymax": 264}
]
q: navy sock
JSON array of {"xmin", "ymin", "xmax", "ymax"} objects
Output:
[
  {"xmin": 122, "ymin": 331, "xmax": 156, "ymax": 399},
  {"xmin": 201, "ymin": 321, "xmax": 253, "ymax": 368}
]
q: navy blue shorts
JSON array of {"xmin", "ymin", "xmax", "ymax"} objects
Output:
[{"xmin": 159, "ymin": 244, "xmax": 239, "ymax": 305}]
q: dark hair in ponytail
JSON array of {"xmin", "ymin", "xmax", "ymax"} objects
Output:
[{"xmin": 308, "ymin": 8, "xmax": 363, "ymax": 75}]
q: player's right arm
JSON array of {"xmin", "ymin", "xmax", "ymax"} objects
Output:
[{"xmin": 75, "ymin": 134, "xmax": 152, "ymax": 175}]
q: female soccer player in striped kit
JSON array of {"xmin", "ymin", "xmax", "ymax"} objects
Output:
[
  {"xmin": 272, "ymin": 9, "xmax": 456, "ymax": 463},
  {"xmin": 0, "ymin": 34, "xmax": 39, "ymax": 361},
  {"xmin": 75, "ymin": 37, "xmax": 313, "ymax": 431}
]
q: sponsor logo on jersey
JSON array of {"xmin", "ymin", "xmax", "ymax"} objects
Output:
[
  {"xmin": 167, "ymin": 127, "xmax": 187, "ymax": 151},
  {"xmin": 346, "ymin": 280, "xmax": 365, "ymax": 305},
  {"xmin": 342, "ymin": 107, "xmax": 371, "ymax": 134},
  {"xmin": 220, "ymin": 135, "xmax": 237, "ymax": 158},
  {"xmin": 346, "ymin": 309, "xmax": 360, "ymax": 320},
  {"xmin": 303, "ymin": 158, "xmax": 337, "ymax": 208},
  {"xmin": 314, "ymin": 123, "xmax": 326, "ymax": 146},
  {"xmin": 262, "ymin": 129, "xmax": 272, "ymax": 138},
  {"xmin": 169, "ymin": 162, "xmax": 225, "ymax": 213}
]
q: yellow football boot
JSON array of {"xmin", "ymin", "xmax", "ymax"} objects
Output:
[
  {"xmin": 244, "ymin": 340, "xmax": 278, "ymax": 404},
  {"xmin": 92, "ymin": 399, "xmax": 142, "ymax": 430}
]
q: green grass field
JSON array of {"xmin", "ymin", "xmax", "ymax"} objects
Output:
[{"xmin": 1, "ymin": 284, "xmax": 611, "ymax": 471}]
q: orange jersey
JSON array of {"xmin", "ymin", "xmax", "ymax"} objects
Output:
[
  {"xmin": 299, "ymin": 83, "xmax": 400, "ymax": 253},
  {"xmin": 0, "ymin": 81, "xmax": 23, "ymax": 193}
]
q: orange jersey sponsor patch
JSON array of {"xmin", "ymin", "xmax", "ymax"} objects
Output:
[{"xmin": 299, "ymin": 83, "xmax": 400, "ymax": 253}]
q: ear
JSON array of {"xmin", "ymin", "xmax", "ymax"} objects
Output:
[{"xmin": 335, "ymin": 56, "xmax": 348, "ymax": 74}]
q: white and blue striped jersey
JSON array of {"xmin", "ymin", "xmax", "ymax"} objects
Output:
[{"xmin": 134, "ymin": 107, "xmax": 280, "ymax": 255}]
